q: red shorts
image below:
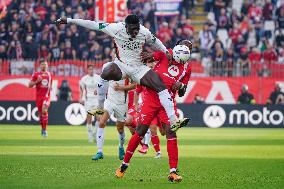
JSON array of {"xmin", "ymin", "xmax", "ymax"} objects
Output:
[
  {"xmin": 138, "ymin": 98, "xmax": 177, "ymax": 126},
  {"xmin": 36, "ymin": 97, "xmax": 50, "ymax": 114}
]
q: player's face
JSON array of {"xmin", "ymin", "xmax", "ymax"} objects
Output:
[
  {"xmin": 87, "ymin": 66, "xmax": 94, "ymax": 76},
  {"xmin": 126, "ymin": 24, "xmax": 140, "ymax": 38},
  {"xmin": 40, "ymin": 62, "xmax": 48, "ymax": 71}
]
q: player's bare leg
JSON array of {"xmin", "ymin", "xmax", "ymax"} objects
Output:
[
  {"xmin": 86, "ymin": 113, "xmax": 94, "ymax": 142},
  {"xmin": 150, "ymin": 125, "xmax": 162, "ymax": 158},
  {"xmin": 41, "ymin": 104, "xmax": 49, "ymax": 137},
  {"xmin": 92, "ymin": 111, "xmax": 110, "ymax": 161},
  {"xmin": 116, "ymin": 121, "xmax": 126, "ymax": 160},
  {"xmin": 116, "ymin": 124, "xmax": 149, "ymax": 178},
  {"xmin": 162, "ymin": 123, "xmax": 182, "ymax": 182},
  {"xmin": 88, "ymin": 63, "xmax": 122, "ymax": 116},
  {"xmin": 140, "ymin": 70, "xmax": 189, "ymax": 131}
]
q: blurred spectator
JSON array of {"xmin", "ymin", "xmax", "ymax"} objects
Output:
[
  {"xmin": 57, "ymin": 80, "xmax": 72, "ymax": 101},
  {"xmin": 217, "ymin": 8, "xmax": 229, "ymax": 30},
  {"xmin": 237, "ymin": 47, "xmax": 250, "ymax": 76},
  {"xmin": 156, "ymin": 22, "xmax": 173, "ymax": 47},
  {"xmin": 237, "ymin": 84, "xmax": 255, "ymax": 104},
  {"xmin": 248, "ymin": 47, "xmax": 262, "ymax": 64},
  {"xmin": 0, "ymin": 45, "xmax": 7, "ymax": 60},
  {"xmin": 193, "ymin": 94, "xmax": 205, "ymax": 104},
  {"xmin": 210, "ymin": 41, "xmax": 225, "ymax": 76},
  {"xmin": 276, "ymin": 4, "xmax": 284, "ymax": 28},
  {"xmin": 267, "ymin": 83, "xmax": 284, "ymax": 104},
  {"xmin": 23, "ymin": 36, "xmax": 38, "ymax": 60},
  {"xmin": 275, "ymin": 29, "xmax": 284, "ymax": 48},
  {"xmin": 225, "ymin": 47, "xmax": 236, "ymax": 76},
  {"xmin": 199, "ymin": 23, "xmax": 214, "ymax": 58},
  {"xmin": 262, "ymin": 44, "xmax": 278, "ymax": 64},
  {"xmin": 263, "ymin": 0, "xmax": 274, "ymax": 20}
]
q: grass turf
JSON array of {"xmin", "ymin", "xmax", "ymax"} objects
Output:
[{"xmin": 0, "ymin": 125, "xmax": 283, "ymax": 189}]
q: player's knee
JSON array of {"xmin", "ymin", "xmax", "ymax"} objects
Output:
[
  {"xmin": 166, "ymin": 129, "xmax": 176, "ymax": 139},
  {"xmin": 136, "ymin": 125, "xmax": 148, "ymax": 137},
  {"xmin": 101, "ymin": 64, "xmax": 122, "ymax": 81},
  {"xmin": 99, "ymin": 122, "xmax": 106, "ymax": 128}
]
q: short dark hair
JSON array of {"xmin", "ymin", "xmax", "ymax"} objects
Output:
[
  {"xmin": 87, "ymin": 64, "xmax": 94, "ymax": 68},
  {"xmin": 39, "ymin": 58, "xmax": 47, "ymax": 64},
  {"xmin": 125, "ymin": 14, "xmax": 140, "ymax": 25}
]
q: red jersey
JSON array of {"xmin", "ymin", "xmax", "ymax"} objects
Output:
[
  {"xmin": 146, "ymin": 50, "xmax": 191, "ymax": 99},
  {"xmin": 31, "ymin": 71, "xmax": 52, "ymax": 100}
]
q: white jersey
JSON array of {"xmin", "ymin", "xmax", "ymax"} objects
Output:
[
  {"xmin": 99, "ymin": 22, "xmax": 165, "ymax": 66},
  {"xmin": 80, "ymin": 74, "xmax": 100, "ymax": 100},
  {"xmin": 107, "ymin": 79, "xmax": 129, "ymax": 104}
]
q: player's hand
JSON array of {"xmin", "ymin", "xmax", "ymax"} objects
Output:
[
  {"xmin": 79, "ymin": 99, "xmax": 84, "ymax": 105},
  {"xmin": 141, "ymin": 52, "xmax": 154, "ymax": 63},
  {"xmin": 165, "ymin": 51, "xmax": 172, "ymax": 64},
  {"xmin": 36, "ymin": 76, "xmax": 42, "ymax": 84},
  {"xmin": 114, "ymin": 83, "xmax": 123, "ymax": 91},
  {"xmin": 54, "ymin": 17, "xmax": 67, "ymax": 25},
  {"xmin": 172, "ymin": 82, "xmax": 183, "ymax": 91},
  {"xmin": 94, "ymin": 90, "xmax": 97, "ymax": 95}
]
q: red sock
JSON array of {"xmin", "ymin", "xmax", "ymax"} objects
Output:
[
  {"xmin": 41, "ymin": 113, "xmax": 48, "ymax": 130},
  {"xmin": 123, "ymin": 132, "xmax": 143, "ymax": 164},
  {"xmin": 167, "ymin": 138, "xmax": 178, "ymax": 169},
  {"xmin": 151, "ymin": 135, "xmax": 160, "ymax": 152}
]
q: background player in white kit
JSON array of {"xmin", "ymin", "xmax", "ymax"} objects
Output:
[
  {"xmin": 55, "ymin": 15, "xmax": 189, "ymax": 132},
  {"xmin": 79, "ymin": 64, "xmax": 100, "ymax": 142},
  {"xmin": 92, "ymin": 62, "xmax": 136, "ymax": 161}
]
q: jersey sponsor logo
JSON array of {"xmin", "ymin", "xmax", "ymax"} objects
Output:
[
  {"xmin": 168, "ymin": 65, "xmax": 179, "ymax": 76},
  {"xmin": 121, "ymin": 41, "xmax": 140, "ymax": 50},
  {"xmin": 203, "ymin": 105, "xmax": 226, "ymax": 128},
  {"xmin": 99, "ymin": 23, "xmax": 109, "ymax": 29},
  {"xmin": 41, "ymin": 79, "xmax": 49, "ymax": 86},
  {"xmin": 65, "ymin": 103, "xmax": 87, "ymax": 125}
]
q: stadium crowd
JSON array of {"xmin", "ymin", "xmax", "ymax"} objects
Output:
[{"xmin": 0, "ymin": 0, "xmax": 284, "ymax": 76}]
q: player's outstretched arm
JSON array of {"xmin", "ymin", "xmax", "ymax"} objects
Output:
[{"xmin": 55, "ymin": 17, "xmax": 103, "ymax": 32}]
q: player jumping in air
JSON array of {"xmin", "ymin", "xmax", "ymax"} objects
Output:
[
  {"xmin": 55, "ymin": 14, "xmax": 189, "ymax": 131},
  {"xmin": 28, "ymin": 59, "xmax": 52, "ymax": 137},
  {"xmin": 115, "ymin": 44, "xmax": 192, "ymax": 182},
  {"xmin": 79, "ymin": 64, "xmax": 101, "ymax": 142},
  {"xmin": 92, "ymin": 63, "xmax": 136, "ymax": 161}
]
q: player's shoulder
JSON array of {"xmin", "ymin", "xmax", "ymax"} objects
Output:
[{"xmin": 139, "ymin": 25, "xmax": 152, "ymax": 35}]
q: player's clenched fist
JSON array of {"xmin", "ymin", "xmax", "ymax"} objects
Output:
[{"xmin": 54, "ymin": 17, "xmax": 67, "ymax": 25}]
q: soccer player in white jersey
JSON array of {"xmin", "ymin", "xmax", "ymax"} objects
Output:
[
  {"xmin": 92, "ymin": 62, "xmax": 136, "ymax": 161},
  {"xmin": 79, "ymin": 64, "xmax": 100, "ymax": 142},
  {"xmin": 55, "ymin": 14, "xmax": 189, "ymax": 133}
]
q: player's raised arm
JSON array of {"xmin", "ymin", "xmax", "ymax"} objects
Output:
[
  {"xmin": 28, "ymin": 73, "xmax": 42, "ymax": 88},
  {"xmin": 54, "ymin": 17, "xmax": 117, "ymax": 37}
]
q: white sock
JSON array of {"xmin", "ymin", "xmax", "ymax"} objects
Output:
[
  {"xmin": 118, "ymin": 131, "xmax": 126, "ymax": 148},
  {"xmin": 93, "ymin": 120, "xmax": 99, "ymax": 137},
  {"xmin": 144, "ymin": 129, "xmax": 151, "ymax": 146},
  {"xmin": 158, "ymin": 89, "xmax": 177, "ymax": 124},
  {"xmin": 86, "ymin": 123, "xmax": 93, "ymax": 141},
  {"xmin": 170, "ymin": 168, "xmax": 177, "ymax": 173},
  {"xmin": 97, "ymin": 77, "xmax": 109, "ymax": 108},
  {"xmin": 96, "ymin": 127, "xmax": 105, "ymax": 153}
]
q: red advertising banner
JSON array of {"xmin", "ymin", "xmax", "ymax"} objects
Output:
[
  {"xmin": 95, "ymin": 0, "xmax": 127, "ymax": 22},
  {"xmin": 1, "ymin": 76, "xmax": 283, "ymax": 104}
]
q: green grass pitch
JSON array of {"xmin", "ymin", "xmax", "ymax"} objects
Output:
[{"xmin": 0, "ymin": 125, "xmax": 284, "ymax": 189}]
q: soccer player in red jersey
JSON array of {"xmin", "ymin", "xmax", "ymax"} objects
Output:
[
  {"xmin": 116, "ymin": 41, "xmax": 192, "ymax": 182},
  {"xmin": 28, "ymin": 59, "xmax": 52, "ymax": 137}
]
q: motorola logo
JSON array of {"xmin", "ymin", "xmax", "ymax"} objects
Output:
[
  {"xmin": 65, "ymin": 103, "xmax": 87, "ymax": 125},
  {"xmin": 203, "ymin": 105, "xmax": 226, "ymax": 128}
]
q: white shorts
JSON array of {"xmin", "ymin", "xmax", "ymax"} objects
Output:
[
  {"xmin": 85, "ymin": 98, "xmax": 98, "ymax": 111},
  {"xmin": 104, "ymin": 99, "xmax": 127, "ymax": 122},
  {"xmin": 113, "ymin": 59, "xmax": 150, "ymax": 84}
]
